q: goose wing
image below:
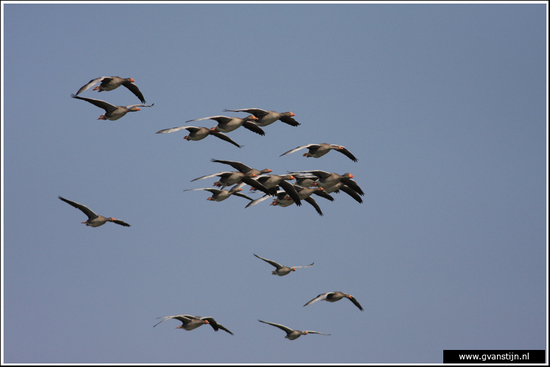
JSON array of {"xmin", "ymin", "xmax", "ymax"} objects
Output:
[
  {"xmin": 304, "ymin": 330, "xmax": 331, "ymax": 336},
  {"xmin": 279, "ymin": 114, "xmax": 300, "ymax": 126},
  {"xmin": 258, "ymin": 320, "xmax": 294, "ymax": 334},
  {"xmin": 122, "ymin": 81, "xmax": 146, "ymax": 103},
  {"xmin": 253, "ymin": 254, "xmax": 283, "ymax": 269},
  {"xmin": 58, "ymin": 196, "xmax": 98, "ymax": 220},
  {"xmin": 209, "ymin": 131, "xmax": 243, "ymax": 148},
  {"xmin": 75, "ymin": 76, "xmax": 108, "ymax": 95},
  {"xmin": 292, "ymin": 262, "xmax": 314, "ymax": 269},
  {"xmin": 232, "ymin": 192, "xmax": 254, "ymax": 201},
  {"xmin": 210, "ymin": 159, "xmax": 252, "ymax": 173},
  {"xmin": 190, "ymin": 171, "xmax": 234, "ymax": 182},
  {"xmin": 333, "ymin": 145, "xmax": 358, "ymax": 162},
  {"xmin": 224, "ymin": 108, "xmax": 269, "ymax": 118},
  {"xmin": 183, "ymin": 188, "xmax": 220, "ymax": 194},
  {"xmin": 289, "ymin": 170, "xmax": 331, "ymax": 179},
  {"xmin": 185, "ymin": 115, "xmax": 231, "ymax": 123},
  {"xmin": 313, "ymin": 190, "xmax": 335, "ymax": 202},
  {"xmin": 245, "ymin": 193, "xmax": 273, "ymax": 208},
  {"xmin": 242, "ymin": 121, "xmax": 265, "ymax": 136},
  {"xmin": 339, "ymin": 185, "xmax": 363, "ymax": 203},
  {"xmin": 279, "ymin": 144, "xmax": 318, "ymax": 157},
  {"xmin": 111, "ymin": 219, "xmax": 131, "ymax": 227},
  {"xmin": 347, "ymin": 295, "xmax": 364, "ymax": 311},
  {"xmin": 123, "ymin": 103, "xmax": 154, "ymax": 109},
  {"xmin": 341, "ymin": 178, "xmax": 364, "ymax": 196},
  {"xmin": 241, "ymin": 176, "xmax": 272, "ymax": 195},
  {"xmin": 278, "ymin": 180, "xmax": 302, "ymax": 206},
  {"xmin": 71, "ymin": 94, "xmax": 117, "ymax": 112},
  {"xmin": 153, "ymin": 314, "xmax": 194, "ymax": 327},
  {"xmin": 155, "ymin": 126, "xmax": 193, "ymax": 134},
  {"xmin": 304, "ymin": 197, "xmax": 323, "ymax": 216},
  {"xmin": 201, "ymin": 317, "xmax": 234, "ymax": 335},
  {"xmin": 303, "ymin": 292, "xmax": 332, "ymax": 307}
]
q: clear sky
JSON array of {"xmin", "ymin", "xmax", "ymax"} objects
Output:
[{"xmin": 2, "ymin": 1, "xmax": 547, "ymax": 364}]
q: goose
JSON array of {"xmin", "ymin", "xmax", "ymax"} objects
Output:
[
  {"xmin": 75, "ymin": 76, "xmax": 146, "ymax": 103},
  {"xmin": 289, "ymin": 170, "xmax": 364, "ymax": 196},
  {"xmin": 304, "ymin": 291, "xmax": 364, "ymax": 311},
  {"xmin": 58, "ymin": 196, "xmax": 130, "ymax": 227},
  {"xmin": 154, "ymin": 314, "xmax": 233, "ymax": 335},
  {"xmin": 258, "ymin": 320, "xmax": 329, "ymax": 340},
  {"xmin": 224, "ymin": 108, "xmax": 300, "ymax": 127},
  {"xmin": 71, "ymin": 94, "xmax": 153, "ymax": 120},
  {"xmin": 185, "ymin": 115, "xmax": 264, "ymax": 135},
  {"xmin": 280, "ymin": 143, "xmax": 358, "ymax": 162},
  {"xmin": 184, "ymin": 183, "xmax": 253, "ymax": 202},
  {"xmin": 155, "ymin": 126, "xmax": 242, "ymax": 148},
  {"xmin": 253, "ymin": 254, "xmax": 313, "ymax": 276}
]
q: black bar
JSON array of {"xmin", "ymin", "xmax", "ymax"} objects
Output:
[{"xmin": 443, "ymin": 350, "xmax": 546, "ymax": 364}]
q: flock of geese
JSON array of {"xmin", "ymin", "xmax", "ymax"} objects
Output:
[{"xmin": 60, "ymin": 75, "xmax": 365, "ymax": 341}]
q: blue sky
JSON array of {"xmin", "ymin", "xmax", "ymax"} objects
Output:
[{"xmin": 2, "ymin": 1, "xmax": 547, "ymax": 364}]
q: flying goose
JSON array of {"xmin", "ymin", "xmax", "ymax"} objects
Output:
[
  {"xmin": 304, "ymin": 291, "xmax": 364, "ymax": 311},
  {"xmin": 154, "ymin": 314, "xmax": 233, "ymax": 335},
  {"xmin": 253, "ymin": 254, "xmax": 313, "ymax": 276},
  {"xmin": 75, "ymin": 76, "xmax": 146, "ymax": 103},
  {"xmin": 258, "ymin": 320, "xmax": 329, "ymax": 340},
  {"xmin": 58, "ymin": 196, "xmax": 130, "ymax": 227}
]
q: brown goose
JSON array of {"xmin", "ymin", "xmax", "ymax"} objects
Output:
[
  {"xmin": 58, "ymin": 196, "xmax": 130, "ymax": 227},
  {"xmin": 258, "ymin": 320, "xmax": 329, "ymax": 340},
  {"xmin": 253, "ymin": 254, "xmax": 313, "ymax": 276},
  {"xmin": 304, "ymin": 291, "xmax": 364, "ymax": 311},
  {"xmin": 225, "ymin": 108, "xmax": 300, "ymax": 127},
  {"xmin": 71, "ymin": 94, "xmax": 153, "ymax": 120},
  {"xmin": 280, "ymin": 143, "xmax": 358, "ymax": 162},
  {"xmin": 185, "ymin": 115, "xmax": 265, "ymax": 135},
  {"xmin": 191, "ymin": 171, "xmax": 272, "ymax": 195},
  {"xmin": 75, "ymin": 76, "xmax": 146, "ymax": 103},
  {"xmin": 184, "ymin": 183, "xmax": 253, "ymax": 202},
  {"xmin": 154, "ymin": 314, "xmax": 233, "ymax": 335},
  {"xmin": 290, "ymin": 170, "xmax": 364, "ymax": 196},
  {"xmin": 155, "ymin": 126, "xmax": 242, "ymax": 148}
]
